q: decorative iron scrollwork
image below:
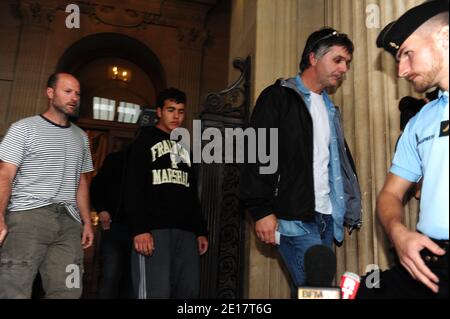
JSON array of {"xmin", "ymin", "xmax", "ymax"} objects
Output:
[
  {"xmin": 201, "ymin": 57, "xmax": 250, "ymax": 122},
  {"xmin": 199, "ymin": 57, "xmax": 251, "ymax": 299}
]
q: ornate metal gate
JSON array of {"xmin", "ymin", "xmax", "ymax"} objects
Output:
[{"xmin": 199, "ymin": 57, "xmax": 251, "ymax": 298}]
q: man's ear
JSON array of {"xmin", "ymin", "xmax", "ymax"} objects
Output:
[
  {"xmin": 46, "ymin": 87, "xmax": 54, "ymax": 99},
  {"xmin": 156, "ymin": 107, "xmax": 162, "ymax": 119},
  {"xmin": 309, "ymin": 51, "xmax": 318, "ymax": 67},
  {"xmin": 437, "ymin": 25, "xmax": 449, "ymax": 50}
]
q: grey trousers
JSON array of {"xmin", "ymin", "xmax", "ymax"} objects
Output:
[
  {"xmin": 131, "ymin": 229, "xmax": 200, "ymax": 299},
  {"xmin": 0, "ymin": 204, "xmax": 83, "ymax": 299}
]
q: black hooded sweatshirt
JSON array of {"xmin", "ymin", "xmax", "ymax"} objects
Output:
[{"xmin": 125, "ymin": 126, "xmax": 207, "ymax": 238}]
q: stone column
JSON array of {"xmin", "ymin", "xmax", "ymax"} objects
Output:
[
  {"xmin": 177, "ymin": 27, "xmax": 208, "ymax": 134},
  {"xmin": 247, "ymin": 0, "xmax": 304, "ymax": 299},
  {"xmin": 6, "ymin": 1, "xmax": 55, "ymax": 125}
]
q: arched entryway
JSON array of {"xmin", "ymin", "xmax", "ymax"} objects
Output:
[
  {"xmin": 56, "ymin": 32, "xmax": 166, "ymax": 92},
  {"xmin": 56, "ymin": 32, "xmax": 166, "ymax": 156}
]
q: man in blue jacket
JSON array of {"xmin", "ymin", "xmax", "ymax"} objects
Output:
[{"xmin": 240, "ymin": 27, "xmax": 362, "ymax": 297}]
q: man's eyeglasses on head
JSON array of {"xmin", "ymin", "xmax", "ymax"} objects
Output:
[{"xmin": 310, "ymin": 30, "xmax": 347, "ymax": 49}]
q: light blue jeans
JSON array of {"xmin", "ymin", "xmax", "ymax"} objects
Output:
[{"xmin": 277, "ymin": 213, "xmax": 334, "ymax": 298}]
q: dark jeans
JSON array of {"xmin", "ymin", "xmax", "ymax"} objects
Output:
[{"xmin": 97, "ymin": 223, "xmax": 133, "ymax": 299}]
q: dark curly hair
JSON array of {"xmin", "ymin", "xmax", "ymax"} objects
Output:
[{"xmin": 156, "ymin": 87, "xmax": 186, "ymax": 109}]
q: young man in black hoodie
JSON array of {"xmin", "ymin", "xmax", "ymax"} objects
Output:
[{"xmin": 126, "ymin": 88, "xmax": 208, "ymax": 299}]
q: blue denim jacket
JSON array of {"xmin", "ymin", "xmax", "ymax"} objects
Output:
[{"xmin": 278, "ymin": 75, "xmax": 361, "ymax": 242}]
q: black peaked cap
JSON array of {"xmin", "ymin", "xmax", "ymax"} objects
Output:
[{"xmin": 377, "ymin": 0, "xmax": 449, "ymax": 57}]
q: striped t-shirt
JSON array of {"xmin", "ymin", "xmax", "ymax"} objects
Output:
[{"xmin": 0, "ymin": 115, "xmax": 94, "ymax": 223}]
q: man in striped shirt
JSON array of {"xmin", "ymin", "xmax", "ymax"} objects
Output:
[{"xmin": 0, "ymin": 73, "xmax": 94, "ymax": 299}]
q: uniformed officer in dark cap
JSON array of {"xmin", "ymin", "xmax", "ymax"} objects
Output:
[{"xmin": 358, "ymin": 0, "xmax": 449, "ymax": 299}]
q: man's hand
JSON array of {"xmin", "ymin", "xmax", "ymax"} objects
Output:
[
  {"xmin": 255, "ymin": 214, "xmax": 278, "ymax": 245},
  {"xmin": 197, "ymin": 236, "xmax": 209, "ymax": 255},
  {"xmin": 134, "ymin": 233, "xmax": 154, "ymax": 256},
  {"xmin": 391, "ymin": 225, "xmax": 446, "ymax": 293},
  {"xmin": 0, "ymin": 161, "xmax": 17, "ymax": 247},
  {"xmin": 98, "ymin": 211, "xmax": 112, "ymax": 230},
  {"xmin": 0, "ymin": 219, "xmax": 7, "ymax": 246},
  {"xmin": 81, "ymin": 223, "xmax": 94, "ymax": 249},
  {"xmin": 377, "ymin": 173, "xmax": 446, "ymax": 294}
]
